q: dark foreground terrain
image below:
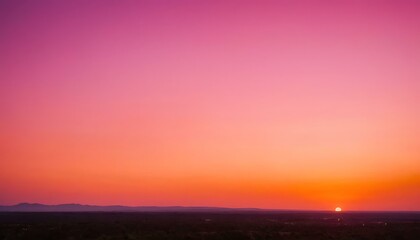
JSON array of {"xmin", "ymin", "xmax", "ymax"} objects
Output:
[{"xmin": 0, "ymin": 211, "xmax": 419, "ymax": 240}]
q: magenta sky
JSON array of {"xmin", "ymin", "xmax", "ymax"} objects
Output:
[{"xmin": 1, "ymin": 0, "xmax": 419, "ymax": 210}]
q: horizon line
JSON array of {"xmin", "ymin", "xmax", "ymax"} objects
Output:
[{"xmin": 1, "ymin": 202, "xmax": 419, "ymax": 213}]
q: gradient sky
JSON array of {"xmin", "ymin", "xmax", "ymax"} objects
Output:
[{"xmin": 1, "ymin": 0, "xmax": 419, "ymax": 211}]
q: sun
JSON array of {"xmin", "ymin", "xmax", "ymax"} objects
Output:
[{"xmin": 335, "ymin": 207, "xmax": 342, "ymax": 212}]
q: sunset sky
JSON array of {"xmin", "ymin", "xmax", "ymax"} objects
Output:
[{"xmin": 1, "ymin": 0, "xmax": 419, "ymax": 211}]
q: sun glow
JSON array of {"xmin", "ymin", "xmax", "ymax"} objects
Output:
[{"xmin": 335, "ymin": 207, "xmax": 342, "ymax": 212}]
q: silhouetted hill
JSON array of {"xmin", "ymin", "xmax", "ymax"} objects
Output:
[{"xmin": 0, "ymin": 203, "xmax": 262, "ymax": 212}]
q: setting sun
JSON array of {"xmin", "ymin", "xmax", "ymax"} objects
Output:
[{"xmin": 335, "ymin": 207, "xmax": 342, "ymax": 212}]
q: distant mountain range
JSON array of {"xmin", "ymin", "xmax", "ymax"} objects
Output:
[{"xmin": 0, "ymin": 203, "xmax": 263, "ymax": 212}]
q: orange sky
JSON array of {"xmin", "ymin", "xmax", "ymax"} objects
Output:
[{"xmin": 1, "ymin": 0, "xmax": 419, "ymax": 210}]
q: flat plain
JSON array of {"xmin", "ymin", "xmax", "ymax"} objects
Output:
[{"xmin": 0, "ymin": 211, "xmax": 419, "ymax": 240}]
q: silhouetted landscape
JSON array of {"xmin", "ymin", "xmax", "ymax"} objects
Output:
[
  {"xmin": 0, "ymin": 204, "xmax": 419, "ymax": 240},
  {"xmin": 0, "ymin": 203, "xmax": 260, "ymax": 213}
]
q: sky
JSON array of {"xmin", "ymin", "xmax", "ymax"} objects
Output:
[{"xmin": 0, "ymin": 0, "xmax": 419, "ymax": 211}]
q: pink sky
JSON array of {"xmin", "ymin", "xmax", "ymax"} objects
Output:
[{"xmin": 1, "ymin": 0, "xmax": 419, "ymax": 210}]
